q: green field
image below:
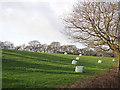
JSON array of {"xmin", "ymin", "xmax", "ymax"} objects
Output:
[{"xmin": 2, "ymin": 49, "xmax": 116, "ymax": 88}]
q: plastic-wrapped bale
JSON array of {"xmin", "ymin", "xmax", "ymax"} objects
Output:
[
  {"xmin": 75, "ymin": 66, "xmax": 85, "ymax": 72},
  {"xmin": 98, "ymin": 60, "xmax": 102, "ymax": 63},
  {"xmin": 64, "ymin": 52, "xmax": 67, "ymax": 55},
  {"xmin": 76, "ymin": 57, "xmax": 80, "ymax": 60},
  {"xmin": 112, "ymin": 59, "xmax": 116, "ymax": 62},
  {"xmin": 79, "ymin": 54, "xmax": 82, "ymax": 56},
  {"xmin": 72, "ymin": 60, "xmax": 78, "ymax": 64}
]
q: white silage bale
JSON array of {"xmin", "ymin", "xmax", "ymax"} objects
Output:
[
  {"xmin": 75, "ymin": 66, "xmax": 85, "ymax": 72},
  {"xmin": 76, "ymin": 57, "xmax": 80, "ymax": 60},
  {"xmin": 112, "ymin": 59, "xmax": 116, "ymax": 62},
  {"xmin": 64, "ymin": 52, "xmax": 67, "ymax": 55},
  {"xmin": 98, "ymin": 60, "xmax": 102, "ymax": 63},
  {"xmin": 72, "ymin": 60, "xmax": 78, "ymax": 64},
  {"xmin": 79, "ymin": 54, "xmax": 82, "ymax": 56}
]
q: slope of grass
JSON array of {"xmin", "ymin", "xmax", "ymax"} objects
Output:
[{"xmin": 2, "ymin": 49, "xmax": 116, "ymax": 88}]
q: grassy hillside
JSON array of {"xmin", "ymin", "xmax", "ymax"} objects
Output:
[{"xmin": 2, "ymin": 49, "xmax": 116, "ymax": 88}]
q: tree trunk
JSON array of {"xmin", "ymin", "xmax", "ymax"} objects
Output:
[
  {"xmin": 118, "ymin": 1, "xmax": 120, "ymax": 71},
  {"xmin": 118, "ymin": 1, "xmax": 120, "ymax": 88}
]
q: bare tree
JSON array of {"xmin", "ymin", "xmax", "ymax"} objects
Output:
[
  {"xmin": 1, "ymin": 41, "xmax": 14, "ymax": 49},
  {"xmin": 16, "ymin": 44, "xmax": 26, "ymax": 50},
  {"xmin": 65, "ymin": 45, "xmax": 78, "ymax": 54},
  {"xmin": 59, "ymin": 45, "xmax": 79, "ymax": 54},
  {"xmin": 28, "ymin": 40, "xmax": 41, "ymax": 52},
  {"xmin": 0, "ymin": 41, "xmax": 4, "ymax": 49},
  {"xmin": 41, "ymin": 44, "xmax": 48, "ymax": 52},
  {"xmin": 49, "ymin": 42, "xmax": 61, "ymax": 53},
  {"xmin": 64, "ymin": 2, "xmax": 119, "ymax": 57},
  {"xmin": 59, "ymin": 45, "xmax": 68, "ymax": 53}
]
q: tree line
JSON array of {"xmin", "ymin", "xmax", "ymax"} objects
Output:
[{"xmin": 0, "ymin": 40, "xmax": 114, "ymax": 57}]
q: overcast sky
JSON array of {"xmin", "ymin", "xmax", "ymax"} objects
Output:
[{"xmin": 0, "ymin": 0, "xmax": 86, "ymax": 48}]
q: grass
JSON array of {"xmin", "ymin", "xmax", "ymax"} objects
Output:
[{"xmin": 2, "ymin": 49, "xmax": 116, "ymax": 88}]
